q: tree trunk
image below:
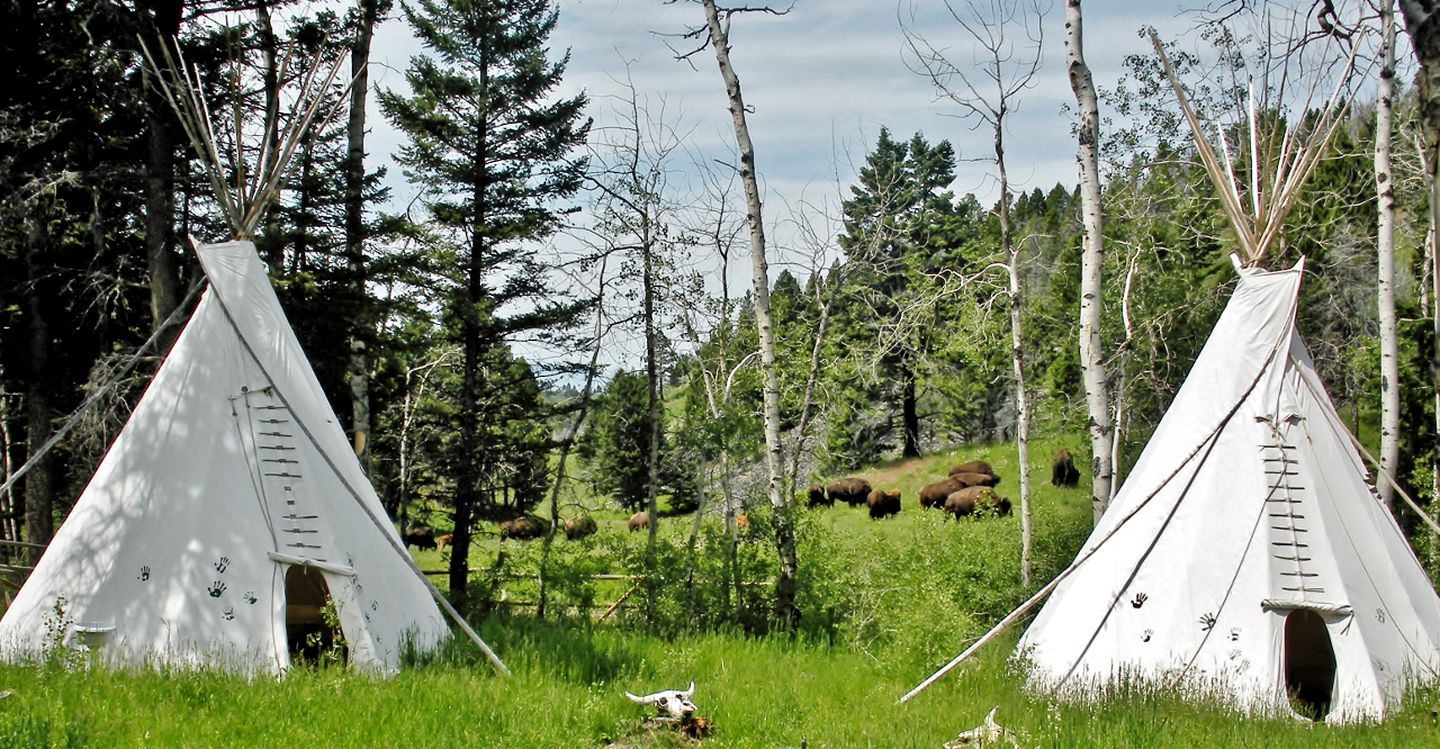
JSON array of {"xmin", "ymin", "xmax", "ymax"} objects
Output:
[
  {"xmin": 1063, "ymin": 0, "xmax": 1113, "ymax": 522},
  {"xmin": 0, "ymin": 386, "xmax": 15, "ymax": 546},
  {"xmin": 449, "ymin": 323, "xmax": 480, "ymax": 607},
  {"xmin": 23, "ymin": 214, "xmax": 54, "ymax": 558},
  {"xmin": 1377, "ymin": 0, "xmax": 1400, "ymax": 512},
  {"xmin": 701, "ymin": 0, "xmax": 798, "ymax": 632},
  {"xmin": 1401, "ymin": 2, "xmax": 1440, "ymax": 160},
  {"xmin": 643, "ymin": 216, "xmax": 662, "ymax": 623},
  {"xmin": 785, "ymin": 286, "xmax": 835, "ymax": 494},
  {"xmin": 1400, "ymin": 2, "xmax": 1440, "ymax": 519},
  {"xmin": 139, "ymin": 0, "xmax": 182, "ymax": 340},
  {"xmin": 1111, "ymin": 253, "xmax": 1140, "ymax": 498},
  {"xmin": 346, "ymin": 0, "xmax": 383, "ymax": 471},
  {"xmin": 1426, "ymin": 141, "xmax": 1440, "ymax": 553},
  {"xmin": 901, "ymin": 359, "xmax": 921, "ymax": 458},
  {"xmin": 995, "ymin": 120, "xmax": 1032, "ymax": 587},
  {"xmin": 256, "ymin": 1, "xmax": 283, "ymax": 265}
]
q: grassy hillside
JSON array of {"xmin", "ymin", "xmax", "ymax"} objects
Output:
[{"xmin": 5, "ymin": 441, "xmax": 1439, "ymax": 746}]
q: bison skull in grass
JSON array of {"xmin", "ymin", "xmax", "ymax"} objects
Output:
[
  {"xmin": 943, "ymin": 706, "xmax": 1021, "ymax": 748},
  {"xmin": 624, "ymin": 682, "xmax": 697, "ymax": 720}
]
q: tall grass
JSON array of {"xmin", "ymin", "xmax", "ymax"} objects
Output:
[
  {"xmin": 3, "ymin": 620, "xmax": 1436, "ymax": 747},
  {"xmin": 6, "ymin": 441, "xmax": 1439, "ymax": 746}
]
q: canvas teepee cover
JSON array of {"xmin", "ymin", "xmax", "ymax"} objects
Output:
[
  {"xmin": 0, "ymin": 240, "xmax": 449, "ymax": 673},
  {"xmin": 1016, "ymin": 257, "xmax": 1440, "ymax": 722}
]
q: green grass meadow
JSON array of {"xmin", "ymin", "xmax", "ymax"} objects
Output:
[{"xmin": 4, "ymin": 440, "xmax": 1439, "ymax": 747}]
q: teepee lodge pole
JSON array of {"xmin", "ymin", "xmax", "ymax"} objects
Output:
[{"xmin": 1146, "ymin": 27, "xmax": 1357, "ymax": 268}]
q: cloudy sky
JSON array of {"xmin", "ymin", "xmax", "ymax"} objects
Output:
[
  {"xmin": 365, "ymin": 1, "xmax": 1214, "ymax": 218},
  {"xmin": 358, "ymin": 1, "xmax": 1381, "ymax": 368}
]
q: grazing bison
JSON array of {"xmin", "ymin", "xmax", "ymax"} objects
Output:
[
  {"xmin": 944, "ymin": 486, "xmax": 1011, "ymax": 519},
  {"xmin": 563, "ymin": 515, "xmax": 597, "ymax": 540},
  {"xmin": 948, "ymin": 460, "xmax": 994, "ymax": 478},
  {"xmin": 919, "ymin": 477, "xmax": 964, "ymax": 509},
  {"xmin": 628, "ymin": 511, "xmax": 650, "ymax": 533},
  {"xmin": 1052, "ymin": 449, "xmax": 1080, "ymax": 487},
  {"xmin": 403, "ymin": 525, "xmax": 437, "ymax": 550},
  {"xmin": 498, "ymin": 515, "xmax": 549, "ymax": 541},
  {"xmin": 435, "ymin": 533, "xmax": 453, "ymax": 553},
  {"xmin": 951, "ymin": 471, "xmax": 1001, "ymax": 489},
  {"xmin": 866, "ymin": 489, "xmax": 902, "ymax": 519},
  {"xmin": 826, "ymin": 477, "xmax": 873, "ymax": 506},
  {"xmin": 807, "ymin": 484, "xmax": 832, "ymax": 508}
]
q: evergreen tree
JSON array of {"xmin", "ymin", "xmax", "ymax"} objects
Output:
[
  {"xmin": 380, "ymin": 0, "xmax": 590, "ymax": 603},
  {"xmin": 836, "ymin": 129, "xmax": 961, "ymax": 459},
  {"xmin": 588, "ymin": 371, "xmax": 662, "ymax": 512}
]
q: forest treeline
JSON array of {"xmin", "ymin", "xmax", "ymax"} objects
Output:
[{"xmin": 3, "ymin": 1, "xmax": 1437, "ymax": 613}]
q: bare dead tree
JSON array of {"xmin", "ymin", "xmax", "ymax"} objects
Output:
[
  {"xmin": 672, "ymin": 0, "xmax": 800, "ymax": 631},
  {"xmin": 902, "ymin": 0, "xmax": 1045, "ymax": 585},
  {"xmin": 537, "ymin": 254, "xmax": 609, "ymax": 620},
  {"xmin": 673, "ymin": 151, "xmax": 748, "ymax": 615},
  {"xmin": 583, "ymin": 68, "xmax": 691, "ymax": 613},
  {"xmin": 777, "ymin": 185, "xmax": 849, "ymax": 494}
]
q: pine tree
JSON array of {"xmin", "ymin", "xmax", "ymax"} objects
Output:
[
  {"xmin": 588, "ymin": 371, "xmax": 662, "ymax": 513},
  {"xmin": 836, "ymin": 129, "xmax": 960, "ymax": 459},
  {"xmin": 380, "ymin": 0, "xmax": 589, "ymax": 604}
]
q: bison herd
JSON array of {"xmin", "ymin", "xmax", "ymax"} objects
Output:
[
  {"xmin": 399, "ymin": 451, "xmax": 1082, "ymax": 548},
  {"xmin": 807, "ymin": 449, "xmax": 1082, "ymax": 524}
]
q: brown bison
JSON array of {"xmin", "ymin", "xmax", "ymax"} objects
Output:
[
  {"xmin": 563, "ymin": 515, "xmax": 597, "ymax": 540},
  {"xmin": 948, "ymin": 460, "xmax": 994, "ymax": 477},
  {"xmin": 1052, "ymin": 449, "xmax": 1080, "ymax": 487},
  {"xmin": 944, "ymin": 486, "xmax": 1011, "ymax": 519},
  {"xmin": 919, "ymin": 477, "xmax": 964, "ymax": 509},
  {"xmin": 628, "ymin": 511, "xmax": 650, "ymax": 532},
  {"xmin": 826, "ymin": 477, "xmax": 873, "ymax": 506},
  {"xmin": 866, "ymin": 489, "xmax": 902, "ymax": 519},
  {"xmin": 807, "ymin": 484, "xmax": 832, "ymax": 508},
  {"xmin": 951, "ymin": 471, "xmax": 1001, "ymax": 489},
  {"xmin": 499, "ymin": 515, "xmax": 549, "ymax": 540},
  {"xmin": 403, "ymin": 525, "xmax": 437, "ymax": 550}
]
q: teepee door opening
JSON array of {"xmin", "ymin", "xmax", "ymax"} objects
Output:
[
  {"xmin": 1283, "ymin": 609, "xmax": 1336, "ymax": 720},
  {"xmin": 284, "ymin": 565, "xmax": 342, "ymax": 665}
]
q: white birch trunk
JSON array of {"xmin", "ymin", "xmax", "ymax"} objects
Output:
[
  {"xmin": 1008, "ymin": 254, "xmax": 1033, "ymax": 586},
  {"xmin": 1429, "ymin": 147, "xmax": 1440, "ymax": 564},
  {"xmin": 995, "ymin": 120, "xmax": 1032, "ymax": 586},
  {"xmin": 1111, "ymin": 253, "xmax": 1140, "ymax": 498},
  {"xmin": 644, "ymin": 217, "xmax": 662, "ymax": 556},
  {"xmin": 701, "ymin": 0, "xmax": 799, "ymax": 628},
  {"xmin": 1063, "ymin": 0, "xmax": 1113, "ymax": 522},
  {"xmin": 1377, "ymin": 0, "xmax": 1400, "ymax": 512}
]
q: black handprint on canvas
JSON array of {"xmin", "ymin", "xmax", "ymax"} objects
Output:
[
  {"xmin": 1130, "ymin": 592, "xmax": 1148, "ymax": 609},
  {"xmin": 222, "ymin": 606, "xmax": 235, "ymax": 621},
  {"xmin": 1199, "ymin": 612, "xmax": 1217, "ymax": 632},
  {"xmin": 208, "ymin": 581, "xmax": 226, "ymax": 598},
  {"xmin": 243, "ymin": 591, "xmax": 257, "ymax": 605},
  {"xmin": 214, "ymin": 556, "xmax": 230, "ymax": 573},
  {"xmin": 137, "ymin": 566, "xmax": 150, "ymax": 582}
]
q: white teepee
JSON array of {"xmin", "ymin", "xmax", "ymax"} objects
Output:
[
  {"xmin": 0, "ymin": 240, "xmax": 453, "ymax": 673},
  {"xmin": 1015, "ymin": 256, "xmax": 1440, "ymax": 722},
  {"xmin": 901, "ymin": 30, "xmax": 1439, "ymax": 722},
  {"xmin": 0, "ymin": 36, "xmax": 507, "ymax": 675}
]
